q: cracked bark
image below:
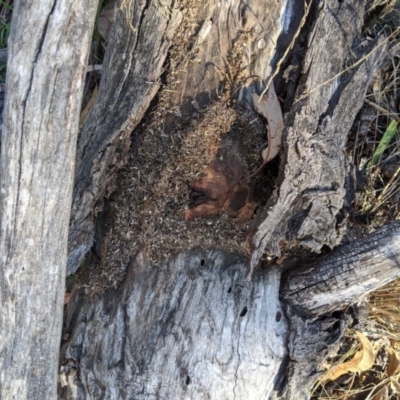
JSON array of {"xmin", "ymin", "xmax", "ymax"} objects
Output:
[
  {"xmin": 67, "ymin": 0, "xmax": 303, "ymax": 275},
  {"xmin": 249, "ymin": 1, "xmax": 397, "ymax": 273},
  {"xmin": 58, "ymin": 0, "xmax": 400, "ymax": 399},
  {"xmin": 60, "ymin": 251, "xmax": 288, "ymax": 399},
  {"xmin": 60, "ymin": 221, "xmax": 400, "ymax": 399},
  {"xmin": 67, "ymin": 0, "xmax": 182, "ymax": 274},
  {"xmin": 0, "ymin": 0, "xmax": 99, "ymax": 398},
  {"xmin": 281, "ymin": 220, "xmax": 400, "ymax": 317}
]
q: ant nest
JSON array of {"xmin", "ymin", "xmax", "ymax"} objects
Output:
[{"xmin": 92, "ymin": 101, "xmax": 270, "ymax": 290}]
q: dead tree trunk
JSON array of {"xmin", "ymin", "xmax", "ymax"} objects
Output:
[
  {"xmin": 3, "ymin": 0, "xmax": 389, "ymax": 398},
  {"xmin": 0, "ymin": 1, "xmax": 99, "ymax": 398},
  {"xmin": 59, "ymin": 222, "xmax": 400, "ymax": 399}
]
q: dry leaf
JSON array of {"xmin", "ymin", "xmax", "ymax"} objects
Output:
[
  {"xmin": 251, "ymin": 81, "xmax": 284, "ymax": 162},
  {"xmin": 185, "ymin": 136, "xmax": 254, "ymax": 222},
  {"xmin": 386, "ymin": 346, "xmax": 400, "ymax": 377},
  {"xmin": 321, "ymin": 331, "xmax": 375, "ymax": 382}
]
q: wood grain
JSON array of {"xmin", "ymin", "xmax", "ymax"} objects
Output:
[
  {"xmin": 60, "ymin": 250, "xmax": 288, "ymax": 399},
  {"xmin": 0, "ymin": 0, "xmax": 99, "ymax": 398},
  {"xmin": 250, "ymin": 0, "xmax": 394, "ymax": 274}
]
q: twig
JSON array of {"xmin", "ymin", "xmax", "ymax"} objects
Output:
[{"xmin": 364, "ymin": 98, "xmax": 400, "ymax": 123}]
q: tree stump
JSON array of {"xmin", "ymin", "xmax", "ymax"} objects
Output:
[
  {"xmin": 58, "ymin": 1, "xmax": 400, "ymax": 398},
  {"xmin": 60, "ymin": 222, "xmax": 400, "ymax": 399}
]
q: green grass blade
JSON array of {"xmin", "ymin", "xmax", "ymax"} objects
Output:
[{"xmin": 367, "ymin": 119, "xmax": 398, "ymax": 172}]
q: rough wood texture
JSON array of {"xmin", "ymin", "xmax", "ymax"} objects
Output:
[
  {"xmin": 67, "ymin": 0, "xmax": 304, "ymax": 275},
  {"xmin": 250, "ymin": 0, "xmax": 396, "ymax": 272},
  {"xmin": 57, "ymin": 0, "xmax": 400, "ymax": 398},
  {"xmin": 282, "ymin": 220, "xmax": 400, "ymax": 316},
  {"xmin": 60, "ymin": 222, "xmax": 400, "ymax": 399},
  {"xmin": 165, "ymin": 0, "xmax": 304, "ymax": 110},
  {"xmin": 60, "ymin": 251, "xmax": 288, "ymax": 399},
  {"xmin": 67, "ymin": 0, "xmax": 182, "ymax": 275},
  {"xmin": 0, "ymin": 0, "xmax": 98, "ymax": 398},
  {"xmin": 282, "ymin": 306, "xmax": 352, "ymax": 400}
]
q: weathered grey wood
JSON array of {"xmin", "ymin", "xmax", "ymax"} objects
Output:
[
  {"xmin": 67, "ymin": 0, "xmax": 182, "ymax": 275},
  {"xmin": 281, "ymin": 305, "xmax": 352, "ymax": 400},
  {"xmin": 59, "ymin": 222, "xmax": 400, "ymax": 399},
  {"xmin": 0, "ymin": 0, "xmax": 98, "ymax": 398},
  {"xmin": 60, "ymin": 250, "xmax": 288, "ymax": 399},
  {"xmin": 250, "ymin": 0, "xmax": 396, "ymax": 273},
  {"xmin": 66, "ymin": 0, "xmax": 304, "ymax": 275},
  {"xmin": 281, "ymin": 220, "xmax": 400, "ymax": 316},
  {"xmin": 56, "ymin": 0, "xmax": 400, "ymax": 399},
  {"xmin": 163, "ymin": 0, "xmax": 304, "ymax": 110}
]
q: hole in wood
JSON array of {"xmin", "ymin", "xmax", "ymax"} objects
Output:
[
  {"xmin": 227, "ymin": 287, "xmax": 232, "ymax": 294},
  {"xmin": 240, "ymin": 306, "xmax": 248, "ymax": 317},
  {"xmin": 185, "ymin": 375, "xmax": 191, "ymax": 385},
  {"xmin": 200, "ymin": 259, "xmax": 205, "ymax": 266},
  {"xmin": 275, "ymin": 311, "xmax": 282, "ymax": 322}
]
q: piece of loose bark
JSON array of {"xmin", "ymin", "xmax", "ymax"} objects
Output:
[{"xmin": 250, "ymin": 1, "xmax": 395, "ymax": 276}]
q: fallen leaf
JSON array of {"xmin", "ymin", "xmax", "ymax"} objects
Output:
[
  {"xmin": 386, "ymin": 346, "xmax": 400, "ymax": 377},
  {"xmin": 321, "ymin": 331, "xmax": 375, "ymax": 382},
  {"xmin": 185, "ymin": 135, "xmax": 254, "ymax": 222},
  {"xmin": 251, "ymin": 81, "xmax": 284, "ymax": 162}
]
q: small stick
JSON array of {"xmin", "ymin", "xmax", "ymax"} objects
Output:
[{"xmin": 364, "ymin": 98, "xmax": 400, "ymax": 123}]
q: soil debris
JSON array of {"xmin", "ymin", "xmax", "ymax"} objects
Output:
[{"xmin": 89, "ymin": 101, "xmax": 272, "ymax": 290}]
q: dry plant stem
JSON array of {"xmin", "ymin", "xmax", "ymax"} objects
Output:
[
  {"xmin": 364, "ymin": 98, "xmax": 400, "ymax": 122},
  {"xmin": 242, "ymin": 123, "xmax": 272, "ymax": 182},
  {"xmin": 244, "ymin": 155, "xmax": 270, "ymax": 181},
  {"xmin": 371, "ymin": 164, "xmax": 400, "ymax": 212}
]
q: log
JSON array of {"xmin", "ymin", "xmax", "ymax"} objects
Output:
[
  {"xmin": 0, "ymin": 0, "xmax": 98, "ymax": 398},
  {"xmin": 60, "ymin": 251, "xmax": 287, "ymax": 399},
  {"xmin": 59, "ymin": 221, "xmax": 400, "ymax": 399},
  {"xmin": 281, "ymin": 220, "xmax": 400, "ymax": 316},
  {"xmin": 56, "ymin": 0, "xmax": 400, "ymax": 399},
  {"xmin": 67, "ymin": 0, "xmax": 305, "ymax": 274}
]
